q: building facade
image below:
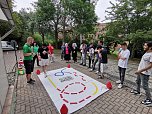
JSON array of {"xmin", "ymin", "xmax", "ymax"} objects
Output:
[{"xmin": 0, "ymin": 0, "xmax": 15, "ymax": 113}]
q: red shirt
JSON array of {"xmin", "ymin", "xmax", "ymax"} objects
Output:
[
  {"xmin": 48, "ymin": 46, "xmax": 54, "ymax": 54},
  {"xmin": 65, "ymin": 47, "xmax": 69, "ymax": 54}
]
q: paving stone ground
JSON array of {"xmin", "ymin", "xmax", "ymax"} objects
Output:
[{"xmin": 9, "ymin": 52, "xmax": 152, "ymax": 114}]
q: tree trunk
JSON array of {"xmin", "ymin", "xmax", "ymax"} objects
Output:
[
  {"xmin": 131, "ymin": 44, "xmax": 136, "ymax": 58},
  {"xmin": 63, "ymin": 16, "xmax": 66, "ymax": 43},
  {"xmin": 54, "ymin": 25, "xmax": 58, "ymax": 48},
  {"xmin": 41, "ymin": 32, "xmax": 44, "ymax": 44}
]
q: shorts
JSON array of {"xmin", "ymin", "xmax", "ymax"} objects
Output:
[
  {"xmin": 40, "ymin": 59, "xmax": 49, "ymax": 66},
  {"xmin": 24, "ymin": 60, "xmax": 33, "ymax": 74}
]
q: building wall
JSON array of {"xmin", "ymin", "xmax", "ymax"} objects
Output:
[{"xmin": 0, "ymin": 39, "xmax": 9, "ymax": 113}]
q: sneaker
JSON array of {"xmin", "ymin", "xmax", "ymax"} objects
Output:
[
  {"xmin": 80, "ymin": 63, "xmax": 83, "ymax": 65},
  {"xmin": 130, "ymin": 89, "xmax": 141, "ymax": 95},
  {"xmin": 95, "ymin": 71, "xmax": 99, "ymax": 74},
  {"xmin": 118, "ymin": 84, "xmax": 123, "ymax": 89},
  {"xmin": 97, "ymin": 76, "xmax": 101, "ymax": 79},
  {"xmin": 44, "ymin": 73, "xmax": 47, "ymax": 78},
  {"xmin": 98, "ymin": 72, "xmax": 101, "ymax": 76},
  {"xmin": 83, "ymin": 64, "xmax": 86, "ymax": 66},
  {"xmin": 101, "ymin": 74, "xmax": 104, "ymax": 79},
  {"xmin": 89, "ymin": 69, "xmax": 93, "ymax": 72},
  {"xmin": 141, "ymin": 99, "xmax": 152, "ymax": 105},
  {"xmin": 30, "ymin": 78, "xmax": 35, "ymax": 82},
  {"xmin": 116, "ymin": 80, "xmax": 121, "ymax": 84},
  {"xmin": 27, "ymin": 80, "xmax": 34, "ymax": 84}
]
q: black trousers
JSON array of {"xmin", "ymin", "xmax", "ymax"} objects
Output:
[
  {"xmin": 24, "ymin": 60, "xmax": 33, "ymax": 74},
  {"xmin": 92, "ymin": 57, "xmax": 101, "ymax": 72},
  {"xmin": 118, "ymin": 66, "xmax": 126, "ymax": 84},
  {"xmin": 33, "ymin": 55, "xmax": 39, "ymax": 66}
]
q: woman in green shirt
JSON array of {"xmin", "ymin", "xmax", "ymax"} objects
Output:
[{"xmin": 32, "ymin": 42, "xmax": 40, "ymax": 67}]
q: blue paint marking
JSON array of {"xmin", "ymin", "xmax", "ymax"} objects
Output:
[{"xmin": 54, "ymin": 68, "xmax": 72, "ymax": 76}]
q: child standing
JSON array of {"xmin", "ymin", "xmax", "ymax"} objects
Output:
[
  {"xmin": 88, "ymin": 43, "xmax": 95, "ymax": 68},
  {"xmin": 80, "ymin": 41, "xmax": 87, "ymax": 66},
  {"xmin": 61, "ymin": 42, "xmax": 65, "ymax": 60},
  {"xmin": 38, "ymin": 44, "xmax": 49, "ymax": 77},
  {"xmin": 71, "ymin": 43, "xmax": 78, "ymax": 63},
  {"xmin": 116, "ymin": 42, "xmax": 130, "ymax": 88},
  {"xmin": 48, "ymin": 43, "xmax": 55, "ymax": 63},
  {"xmin": 98, "ymin": 47, "xmax": 108, "ymax": 79}
]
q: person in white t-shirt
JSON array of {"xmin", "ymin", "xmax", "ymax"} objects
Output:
[
  {"xmin": 116, "ymin": 43, "xmax": 130, "ymax": 89},
  {"xmin": 131, "ymin": 41, "xmax": 152, "ymax": 105}
]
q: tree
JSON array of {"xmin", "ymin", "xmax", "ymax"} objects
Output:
[
  {"xmin": 66, "ymin": 0, "xmax": 97, "ymax": 36},
  {"xmin": 105, "ymin": 0, "xmax": 152, "ymax": 57},
  {"xmin": 35, "ymin": 0, "xmax": 62, "ymax": 47}
]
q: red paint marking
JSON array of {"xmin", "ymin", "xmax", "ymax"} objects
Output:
[
  {"xmin": 81, "ymin": 83, "xmax": 85, "ymax": 86},
  {"xmin": 57, "ymin": 88, "xmax": 61, "ymax": 91},
  {"xmin": 63, "ymin": 99, "xmax": 69, "ymax": 103},
  {"xmin": 70, "ymin": 102, "xmax": 78, "ymax": 104},
  {"xmin": 60, "ymin": 94, "xmax": 63, "ymax": 98},
  {"xmin": 61, "ymin": 89, "xmax": 65, "ymax": 93},
  {"xmin": 82, "ymin": 78, "xmax": 86, "ymax": 81},
  {"xmin": 73, "ymin": 72, "xmax": 77, "ymax": 76},
  {"xmin": 79, "ymin": 99, "xmax": 85, "ymax": 103},
  {"xmin": 86, "ymin": 96, "xmax": 91, "ymax": 99},
  {"xmin": 64, "ymin": 92, "xmax": 70, "ymax": 94},
  {"xmin": 79, "ymin": 90, "xmax": 84, "ymax": 93},
  {"xmin": 65, "ymin": 85, "xmax": 68, "ymax": 89},
  {"xmin": 80, "ymin": 75, "xmax": 84, "ymax": 77},
  {"xmin": 71, "ymin": 92, "xmax": 77, "ymax": 95},
  {"xmin": 69, "ymin": 83, "xmax": 74, "ymax": 85},
  {"xmin": 84, "ymin": 87, "xmax": 86, "ymax": 90}
]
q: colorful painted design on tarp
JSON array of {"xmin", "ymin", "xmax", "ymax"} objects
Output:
[{"xmin": 38, "ymin": 68, "xmax": 109, "ymax": 114}]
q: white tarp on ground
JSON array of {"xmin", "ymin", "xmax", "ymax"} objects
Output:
[{"xmin": 38, "ymin": 67, "xmax": 109, "ymax": 114}]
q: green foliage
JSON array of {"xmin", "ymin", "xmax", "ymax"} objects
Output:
[
  {"xmin": 66, "ymin": 0, "xmax": 97, "ymax": 34},
  {"xmin": 106, "ymin": 0, "xmax": 152, "ymax": 58},
  {"xmin": 127, "ymin": 30, "xmax": 152, "ymax": 57},
  {"xmin": 33, "ymin": 33, "xmax": 55, "ymax": 46}
]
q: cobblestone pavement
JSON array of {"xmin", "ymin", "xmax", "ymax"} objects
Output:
[
  {"xmin": 13, "ymin": 53, "xmax": 152, "ymax": 114},
  {"xmin": 104, "ymin": 59, "xmax": 152, "ymax": 90}
]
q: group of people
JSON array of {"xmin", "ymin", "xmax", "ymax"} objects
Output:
[
  {"xmin": 114, "ymin": 41, "xmax": 152, "ymax": 105},
  {"xmin": 61, "ymin": 41, "xmax": 108, "ymax": 79},
  {"xmin": 23, "ymin": 37, "xmax": 55, "ymax": 84},
  {"xmin": 61, "ymin": 43, "xmax": 78, "ymax": 63},
  {"xmin": 60, "ymin": 40, "xmax": 152, "ymax": 105},
  {"xmin": 23, "ymin": 37, "xmax": 152, "ymax": 106}
]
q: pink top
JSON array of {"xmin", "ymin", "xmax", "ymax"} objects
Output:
[{"xmin": 66, "ymin": 47, "xmax": 69, "ymax": 54}]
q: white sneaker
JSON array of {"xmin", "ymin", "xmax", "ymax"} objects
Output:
[
  {"xmin": 44, "ymin": 73, "xmax": 47, "ymax": 78},
  {"xmin": 118, "ymin": 84, "xmax": 123, "ymax": 89},
  {"xmin": 95, "ymin": 71, "xmax": 99, "ymax": 74},
  {"xmin": 89, "ymin": 69, "xmax": 93, "ymax": 72},
  {"xmin": 116, "ymin": 80, "xmax": 121, "ymax": 84}
]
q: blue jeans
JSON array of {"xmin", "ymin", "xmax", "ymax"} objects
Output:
[{"xmin": 136, "ymin": 74, "xmax": 151, "ymax": 100}]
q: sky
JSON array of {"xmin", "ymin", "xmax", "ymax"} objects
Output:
[{"xmin": 13, "ymin": 0, "xmax": 116, "ymax": 23}]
